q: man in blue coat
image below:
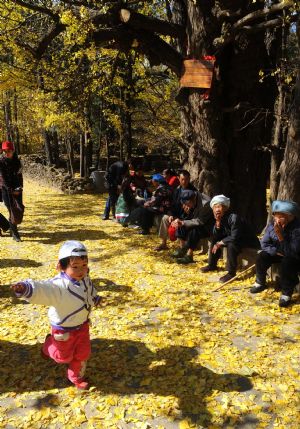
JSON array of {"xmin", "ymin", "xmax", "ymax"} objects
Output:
[{"xmin": 250, "ymin": 200, "xmax": 300, "ymax": 307}]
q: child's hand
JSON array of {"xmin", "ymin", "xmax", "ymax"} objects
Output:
[{"xmin": 11, "ymin": 282, "xmax": 26, "ymax": 294}]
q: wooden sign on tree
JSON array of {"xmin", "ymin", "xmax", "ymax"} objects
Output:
[{"xmin": 180, "ymin": 57, "xmax": 216, "ymax": 89}]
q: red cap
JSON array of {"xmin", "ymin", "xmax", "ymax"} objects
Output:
[
  {"xmin": 168, "ymin": 225, "xmax": 177, "ymax": 242},
  {"xmin": 2, "ymin": 141, "xmax": 15, "ymax": 151}
]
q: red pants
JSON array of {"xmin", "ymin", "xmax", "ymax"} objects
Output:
[{"xmin": 42, "ymin": 322, "xmax": 91, "ymax": 384}]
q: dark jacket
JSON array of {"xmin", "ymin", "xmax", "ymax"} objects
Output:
[
  {"xmin": 171, "ymin": 183, "xmax": 197, "ymax": 218},
  {"xmin": 106, "ymin": 161, "xmax": 128, "ymax": 188},
  {"xmin": 212, "ymin": 212, "xmax": 260, "ymax": 248},
  {"xmin": 0, "ymin": 154, "xmax": 23, "ymax": 190},
  {"xmin": 182, "ymin": 192, "xmax": 213, "ymax": 228},
  {"xmin": 261, "ymin": 218, "xmax": 300, "ymax": 260},
  {"xmin": 144, "ymin": 183, "xmax": 172, "ymax": 214}
]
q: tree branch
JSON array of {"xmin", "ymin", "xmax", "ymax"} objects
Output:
[
  {"xmin": 119, "ymin": 8, "xmax": 185, "ymax": 39},
  {"xmin": 35, "ymin": 23, "xmax": 67, "ymax": 59},
  {"xmin": 233, "ymin": 0, "xmax": 294, "ymax": 30},
  {"xmin": 13, "ymin": 0, "xmax": 59, "ymax": 21},
  {"xmin": 135, "ymin": 30, "xmax": 183, "ymax": 76}
]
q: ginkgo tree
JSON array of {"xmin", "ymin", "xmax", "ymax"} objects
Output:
[
  {"xmin": 0, "ymin": 0, "xmax": 299, "ymax": 229},
  {"xmin": 0, "ymin": 0, "xmax": 180, "ymax": 174}
]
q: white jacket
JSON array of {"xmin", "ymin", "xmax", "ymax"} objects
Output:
[{"xmin": 18, "ymin": 272, "xmax": 99, "ymax": 329}]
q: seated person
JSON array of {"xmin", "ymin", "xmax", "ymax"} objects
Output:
[
  {"xmin": 250, "ymin": 200, "xmax": 300, "ymax": 308},
  {"xmin": 163, "ymin": 168, "xmax": 180, "ymax": 191},
  {"xmin": 125, "ymin": 174, "xmax": 172, "ymax": 235},
  {"xmin": 130, "ymin": 165, "xmax": 151, "ymax": 203},
  {"xmin": 201, "ymin": 195, "xmax": 260, "ymax": 283},
  {"xmin": 169, "ymin": 189, "xmax": 214, "ymax": 264},
  {"xmin": 155, "ymin": 170, "xmax": 197, "ymax": 251}
]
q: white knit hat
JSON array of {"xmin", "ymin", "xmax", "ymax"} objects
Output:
[
  {"xmin": 210, "ymin": 195, "xmax": 230, "ymax": 209},
  {"xmin": 58, "ymin": 240, "xmax": 87, "ymax": 260}
]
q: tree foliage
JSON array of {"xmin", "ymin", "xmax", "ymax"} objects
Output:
[{"xmin": 0, "ymin": 1, "xmax": 299, "ymax": 224}]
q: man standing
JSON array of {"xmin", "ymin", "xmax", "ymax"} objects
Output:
[
  {"xmin": 0, "ymin": 141, "xmax": 24, "ymax": 241},
  {"xmin": 102, "ymin": 160, "xmax": 131, "ymax": 220}
]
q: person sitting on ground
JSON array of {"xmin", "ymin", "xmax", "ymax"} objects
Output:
[
  {"xmin": 155, "ymin": 170, "xmax": 197, "ymax": 251},
  {"xmin": 201, "ymin": 195, "xmax": 260, "ymax": 283},
  {"xmin": 102, "ymin": 159, "xmax": 134, "ymax": 220},
  {"xmin": 163, "ymin": 168, "xmax": 180, "ymax": 191},
  {"xmin": 125, "ymin": 173, "xmax": 172, "ymax": 235},
  {"xmin": 250, "ymin": 200, "xmax": 300, "ymax": 308},
  {"xmin": 169, "ymin": 189, "xmax": 214, "ymax": 264}
]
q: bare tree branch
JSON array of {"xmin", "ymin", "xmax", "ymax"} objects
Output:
[
  {"xmin": 233, "ymin": 0, "xmax": 294, "ymax": 31},
  {"xmin": 13, "ymin": 0, "xmax": 59, "ymax": 21},
  {"xmin": 119, "ymin": 8, "xmax": 185, "ymax": 39}
]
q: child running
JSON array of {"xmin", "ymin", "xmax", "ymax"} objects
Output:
[{"xmin": 11, "ymin": 240, "xmax": 102, "ymax": 390}]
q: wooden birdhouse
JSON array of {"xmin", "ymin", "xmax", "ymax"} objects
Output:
[{"xmin": 180, "ymin": 57, "xmax": 215, "ymax": 89}]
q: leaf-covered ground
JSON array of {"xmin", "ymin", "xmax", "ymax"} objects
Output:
[{"xmin": 0, "ymin": 180, "xmax": 299, "ymax": 429}]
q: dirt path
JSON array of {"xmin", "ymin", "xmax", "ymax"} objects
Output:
[{"xmin": 0, "ymin": 179, "xmax": 299, "ymax": 429}]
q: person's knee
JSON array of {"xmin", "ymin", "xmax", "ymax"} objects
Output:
[
  {"xmin": 74, "ymin": 346, "xmax": 91, "ymax": 362},
  {"xmin": 226, "ymin": 242, "xmax": 239, "ymax": 254},
  {"xmin": 280, "ymin": 257, "xmax": 299, "ymax": 274}
]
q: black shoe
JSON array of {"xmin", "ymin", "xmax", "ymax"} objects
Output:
[
  {"xmin": 200, "ymin": 265, "xmax": 217, "ymax": 273},
  {"xmin": 250, "ymin": 283, "xmax": 266, "ymax": 294},
  {"xmin": 219, "ymin": 273, "xmax": 235, "ymax": 283},
  {"xmin": 12, "ymin": 233, "xmax": 21, "ymax": 242},
  {"xmin": 102, "ymin": 215, "xmax": 109, "ymax": 220},
  {"xmin": 278, "ymin": 295, "xmax": 291, "ymax": 308},
  {"xmin": 10, "ymin": 223, "xmax": 21, "ymax": 242},
  {"xmin": 138, "ymin": 230, "xmax": 150, "ymax": 235}
]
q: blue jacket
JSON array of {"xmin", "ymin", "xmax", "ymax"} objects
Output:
[{"xmin": 261, "ymin": 218, "xmax": 300, "ymax": 260}]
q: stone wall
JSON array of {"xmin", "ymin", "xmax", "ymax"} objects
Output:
[{"xmin": 20, "ymin": 155, "xmax": 94, "ymax": 194}]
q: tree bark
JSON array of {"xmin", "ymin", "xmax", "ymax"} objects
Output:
[
  {"xmin": 277, "ymin": 18, "xmax": 300, "ymax": 204},
  {"xmin": 80, "ymin": 133, "xmax": 85, "ymax": 178},
  {"xmin": 174, "ymin": 2, "xmax": 276, "ymax": 232}
]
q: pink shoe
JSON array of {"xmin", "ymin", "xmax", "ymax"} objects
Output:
[{"xmin": 73, "ymin": 378, "xmax": 89, "ymax": 390}]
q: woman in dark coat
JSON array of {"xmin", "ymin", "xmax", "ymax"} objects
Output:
[{"xmin": 0, "ymin": 141, "xmax": 24, "ymax": 241}]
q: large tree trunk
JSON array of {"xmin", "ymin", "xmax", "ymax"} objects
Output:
[
  {"xmin": 277, "ymin": 18, "xmax": 300, "ymax": 204},
  {"xmin": 174, "ymin": 1, "xmax": 276, "ymax": 232},
  {"xmin": 269, "ymin": 86, "xmax": 286, "ymax": 207}
]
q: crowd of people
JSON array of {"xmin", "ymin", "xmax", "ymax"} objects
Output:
[{"xmin": 103, "ymin": 159, "xmax": 300, "ymax": 308}]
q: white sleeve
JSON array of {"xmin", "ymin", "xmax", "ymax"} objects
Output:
[{"xmin": 19, "ymin": 279, "xmax": 63, "ymax": 307}]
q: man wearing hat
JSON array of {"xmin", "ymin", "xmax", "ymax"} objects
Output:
[
  {"xmin": 201, "ymin": 195, "xmax": 260, "ymax": 283},
  {"xmin": 250, "ymin": 200, "xmax": 300, "ymax": 307},
  {"xmin": 168, "ymin": 189, "xmax": 213, "ymax": 264},
  {"xmin": 0, "ymin": 141, "xmax": 23, "ymax": 241}
]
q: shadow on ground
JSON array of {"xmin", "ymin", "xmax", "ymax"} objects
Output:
[
  {"xmin": 19, "ymin": 229, "xmax": 112, "ymax": 244},
  {"xmin": 0, "ymin": 259, "xmax": 42, "ymax": 269},
  {"xmin": 0, "ymin": 338, "xmax": 253, "ymax": 426}
]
